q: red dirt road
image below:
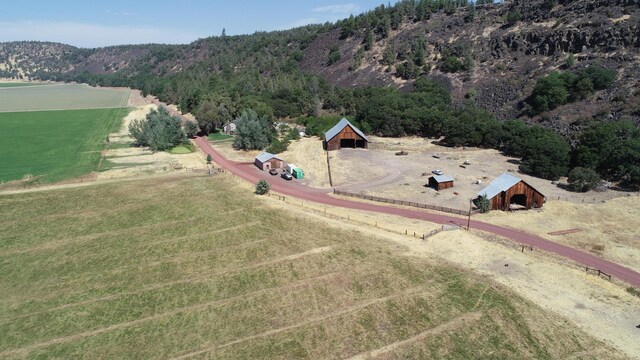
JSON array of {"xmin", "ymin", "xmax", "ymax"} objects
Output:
[{"xmin": 195, "ymin": 136, "xmax": 640, "ymax": 288}]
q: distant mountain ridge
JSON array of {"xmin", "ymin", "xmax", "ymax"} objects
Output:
[{"xmin": 1, "ymin": 0, "xmax": 639, "ymax": 129}]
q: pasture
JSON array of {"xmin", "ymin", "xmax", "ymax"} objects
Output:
[
  {"xmin": 0, "ymin": 108, "xmax": 129, "ymax": 183},
  {"xmin": 0, "ymin": 175, "xmax": 618, "ymax": 359},
  {"xmin": 0, "ymin": 84, "xmax": 129, "ymax": 112}
]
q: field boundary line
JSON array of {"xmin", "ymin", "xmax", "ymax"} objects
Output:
[
  {"xmin": 3, "ymin": 246, "xmax": 334, "ymax": 321},
  {"xmin": 0, "ymin": 270, "xmax": 347, "ymax": 358},
  {"xmin": 345, "ymin": 312, "xmax": 482, "ymax": 360},
  {"xmin": 171, "ymin": 286, "xmax": 432, "ymax": 359}
]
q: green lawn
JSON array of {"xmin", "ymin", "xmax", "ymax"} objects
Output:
[
  {"xmin": 168, "ymin": 145, "xmax": 194, "ymax": 154},
  {"xmin": 0, "ymin": 84, "xmax": 129, "ymax": 112},
  {"xmin": 208, "ymin": 132, "xmax": 233, "ymax": 141},
  {"xmin": 0, "ymin": 108, "xmax": 130, "ymax": 183},
  {"xmin": 0, "ymin": 175, "xmax": 619, "ymax": 359}
]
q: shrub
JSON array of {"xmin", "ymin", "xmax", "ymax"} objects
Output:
[
  {"xmin": 184, "ymin": 120, "xmax": 199, "ymax": 138},
  {"xmin": 129, "ymin": 107, "xmax": 187, "ymax": 152},
  {"xmin": 255, "ymin": 179, "xmax": 270, "ymax": 195},
  {"xmin": 505, "ymin": 11, "xmax": 522, "ymax": 26},
  {"xmin": 567, "ymin": 167, "xmax": 600, "ymax": 192},
  {"xmin": 440, "ymin": 55, "xmax": 464, "ymax": 73},
  {"xmin": 327, "ymin": 45, "xmax": 341, "ymax": 65},
  {"xmin": 475, "ymin": 194, "xmax": 490, "ymax": 213},
  {"xmin": 206, "ymin": 154, "xmax": 212, "ymax": 164}
]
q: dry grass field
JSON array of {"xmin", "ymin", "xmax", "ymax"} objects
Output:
[
  {"xmin": 479, "ymin": 196, "xmax": 640, "ymax": 273},
  {"xmin": 0, "ymin": 174, "xmax": 622, "ymax": 359}
]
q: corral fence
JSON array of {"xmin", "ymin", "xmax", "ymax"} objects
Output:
[{"xmin": 333, "ymin": 189, "xmax": 480, "ymax": 216}]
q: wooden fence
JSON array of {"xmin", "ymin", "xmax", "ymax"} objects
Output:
[
  {"xmin": 333, "ymin": 190, "xmax": 479, "ymax": 216},
  {"xmin": 585, "ymin": 267, "xmax": 612, "ymax": 281}
]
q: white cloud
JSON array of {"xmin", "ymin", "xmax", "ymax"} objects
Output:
[
  {"xmin": 0, "ymin": 21, "xmax": 200, "ymax": 48},
  {"xmin": 312, "ymin": 4, "xmax": 360, "ymax": 14}
]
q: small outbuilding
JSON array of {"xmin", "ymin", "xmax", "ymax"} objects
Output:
[
  {"xmin": 478, "ymin": 173, "xmax": 545, "ymax": 211},
  {"xmin": 254, "ymin": 152, "xmax": 283, "ymax": 171},
  {"xmin": 324, "ymin": 118, "xmax": 368, "ymax": 151},
  {"xmin": 428, "ymin": 175, "xmax": 455, "ymax": 191},
  {"xmin": 223, "ymin": 121, "xmax": 236, "ymax": 134}
]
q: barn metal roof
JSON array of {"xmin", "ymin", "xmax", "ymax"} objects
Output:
[
  {"xmin": 255, "ymin": 152, "xmax": 282, "ymax": 162},
  {"xmin": 324, "ymin": 118, "xmax": 369, "ymax": 142},
  {"xmin": 477, "ymin": 173, "xmax": 521, "ymax": 199},
  {"xmin": 432, "ymin": 175, "xmax": 455, "ymax": 183}
]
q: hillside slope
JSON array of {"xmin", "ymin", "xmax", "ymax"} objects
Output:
[{"xmin": 1, "ymin": 0, "xmax": 638, "ymax": 128}]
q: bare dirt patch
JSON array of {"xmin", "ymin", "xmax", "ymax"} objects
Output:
[
  {"xmin": 479, "ymin": 195, "xmax": 640, "ymax": 273},
  {"xmin": 332, "ymin": 136, "xmax": 628, "ymax": 212}
]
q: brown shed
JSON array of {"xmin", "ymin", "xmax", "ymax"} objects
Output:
[
  {"xmin": 324, "ymin": 118, "xmax": 368, "ymax": 151},
  {"xmin": 428, "ymin": 175, "xmax": 455, "ymax": 191},
  {"xmin": 254, "ymin": 152, "xmax": 284, "ymax": 171},
  {"xmin": 478, "ymin": 173, "xmax": 545, "ymax": 211}
]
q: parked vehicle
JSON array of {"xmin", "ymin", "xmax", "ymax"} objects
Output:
[
  {"xmin": 395, "ymin": 151, "xmax": 408, "ymax": 156},
  {"xmin": 269, "ymin": 168, "xmax": 278, "ymax": 176},
  {"xmin": 432, "ymin": 169, "xmax": 444, "ymax": 175},
  {"xmin": 281, "ymin": 172, "xmax": 293, "ymax": 180}
]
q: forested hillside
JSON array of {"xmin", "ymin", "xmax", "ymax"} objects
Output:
[{"xmin": 1, "ymin": 0, "xmax": 639, "ymax": 187}]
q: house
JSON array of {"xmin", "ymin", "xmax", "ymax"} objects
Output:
[
  {"xmin": 428, "ymin": 175, "xmax": 455, "ymax": 191},
  {"xmin": 223, "ymin": 121, "xmax": 236, "ymax": 135},
  {"xmin": 324, "ymin": 118, "xmax": 368, "ymax": 151},
  {"xmin": 478, "ymin": 173, "xmax": 545, "ymax": 211},
  {"xmin": 254, "ymin": 152, "xmax": 284, "ymax": 171}
]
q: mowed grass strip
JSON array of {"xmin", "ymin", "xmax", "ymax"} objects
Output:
[
  {"xmin": 0, "ymin": 176, "xmax": 622, "ymax": 359},
  {"xmin": 0, "ymin": 84, "xmax": 129, "ymax": 112},
  {"xmin": 0, "ymin": 107, "xmax": 129, "ymax": 182}
]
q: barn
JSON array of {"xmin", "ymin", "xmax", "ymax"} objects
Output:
[
  {"xmin": 428, "ymin": 175, "xmax": 455, "ymax": 191},
  {"xmin": 324, "ymin": 118, "xmax": 368, "ymax": 151},
  {"xmin": 478, "ymin": 173, "xmax": 545, "ymax": 211},
  {"xmin": 254, "ymin": 152, "xmax": 284, "ymax": 171}
]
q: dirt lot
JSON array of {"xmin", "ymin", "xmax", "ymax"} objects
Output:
[{"xmin": 332, "ymin": 136, "xmax": 626, "ymax": 211}]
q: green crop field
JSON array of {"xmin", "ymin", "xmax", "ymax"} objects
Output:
[
  {"xmin": 0, "ymin": 175, "xmax": 618, "ymax": 359},
  {"xmin": 0, "ymin": 83, "xmax": 51, "ymax": 88},
  {"xmin": 0, "ymin": 108, "xmax": 129, "ymax": 183},
  {"xmin": 0, "ymin": 84, "xmax": 129, "ymax": 112}
]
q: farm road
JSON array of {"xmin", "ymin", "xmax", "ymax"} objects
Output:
[{"xmin": 194, "ymin": 136, "xmax": 640, "ymax": 289}]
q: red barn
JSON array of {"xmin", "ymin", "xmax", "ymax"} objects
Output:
[
  {"xmin": 478, "ymin": 173, "xmax": 545, "ymax": 211},
  {"xmin": 324, "ymin": 118, "xmax": 368, "ymax": 151}
]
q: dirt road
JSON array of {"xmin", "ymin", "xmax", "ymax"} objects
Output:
[{"xmin": 194, "ymin": 136, "xmax": 640, "ymax": 288}]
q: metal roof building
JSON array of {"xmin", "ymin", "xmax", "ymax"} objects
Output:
[
  {"xmin": 254, "ymin": 152, "xmax": 284, "ymax": 171},
  {"xmin": 428, "ymin": 175, "xmax": 455, "ymax": 191},
  {"xmin": 324, "ymin": 118, "xmax": 368, "ymax": 151},
  {"xmin": 478, "ymin": 173, "xmax": 545, "ymax": 210}
]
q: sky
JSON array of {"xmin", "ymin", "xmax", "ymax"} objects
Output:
[{"xmin": 0, "ymin": 1, "xmax": 399, "ymax": 48}]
